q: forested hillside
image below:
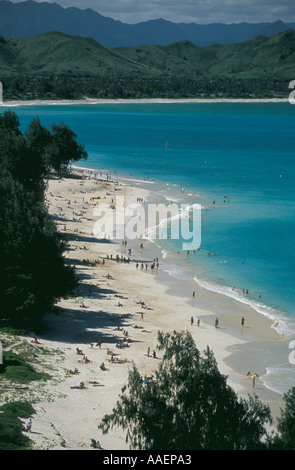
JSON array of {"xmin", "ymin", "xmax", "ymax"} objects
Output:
[{"xmin": 0, "ymin": 30, "xmax": 293, "ymax": 100}]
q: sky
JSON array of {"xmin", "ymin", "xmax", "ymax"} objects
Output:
[{"xmin": 9, "ymin": 0, "xmax": 295, "ymax": 24}]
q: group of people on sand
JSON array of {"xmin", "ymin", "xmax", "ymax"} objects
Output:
[
  {"xmin": 81, "ymin": 258, "xmax": 105, "ymax": 266},
  {"xmin": 89, "ymin": 339, "xmax": 103, "ymax": 349},
  {"xmin": 67, "ymin": 368, "xmax": 79, "ymax": 375},
  {"xmin": 116, "ymin": 254, "xmax": 131, "ymax": 264},
  {"xmin": 191, "ymin": 315, "xmax": 246, "ymax": 330},
  {"xmin": 190, "ymin": 316, "xmax": 200, "ymax": 327},
  {"xmin": 146, "ymin": 346, "xmax": 157, "ymax": 358},
  {"xmin": 136, "ymin": 260, "xmax": 159, "ymax": 271}
]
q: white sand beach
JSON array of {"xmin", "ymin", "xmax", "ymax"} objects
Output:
[
  {"xmin": 0, "ymin": 97, "xmax": 289, "ymax": 108},
  {"xmin": 1, "ymin": 169, "xmax": 289, "ymax": 450}
]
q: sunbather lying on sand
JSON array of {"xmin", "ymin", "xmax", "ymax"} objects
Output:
[{"xmin": 70, "ymin": 382, "xmax": 86, "ymax": 389}]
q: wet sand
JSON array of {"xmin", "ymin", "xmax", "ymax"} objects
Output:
[{"xmin": 2, "ymin": 170, "xmax": 288, "ymax": 450}]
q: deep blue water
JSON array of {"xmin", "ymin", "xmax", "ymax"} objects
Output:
[{"xmin": 4, "ymin": 101, "xmax": 295, "ymax": 333}]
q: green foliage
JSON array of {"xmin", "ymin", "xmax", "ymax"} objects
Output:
[
  {"xmin": 4, "ymin": 366, "xmax": 46, "ymax": 383},
  {"xmin": 0, "ymin": 170, "xmax": 76, "ymax": 326},
  {"xmin": 0, "ymin": 351, "xmax": 50, "ymax": 382},
  {"xmin": 0, "ymin": 413, "xmax": 31, "ymax": 450},
  {"xmin": 0, "ymin": 30, "xmax": 294, "ymax": 80},
  {"xmin": 0, "ymin": 401, "xmax": 35, "ymax": 450},
  {"xmin": 0, "ymin": 30, "xmax": 294, "ymax": 101},
  {"xmin": 0, "ymin": 109, "xmax": 88, "ymax": 183},
  {"xmin": 99, "ymin": 330, "xmax": 272, "ymax": 450},
  {"xmin": 0, "ymin": 327, "xmax": 27, "ymax": 336},
  {"xmin": 47, "ymin": 123, "xmax": 87, "ymax": 174},
  {"xmin": 1, "ymin": 74, "xmax": 288, "ymax": 101},
  {"xmin": 0, "ymin": 401, "xmax": 35, "ymax": 418},
  {"xmin": 0, "ymin": 110, "xmax": 81, "ymax": 327},
  {"xmin": 269, "ymin": 387, "xmax": 295, "ymax": 449}
]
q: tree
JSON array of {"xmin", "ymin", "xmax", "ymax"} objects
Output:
[
  {"xmin": 24, "ymin": 116, "xmax": 52, "ymax": 201},
  {"xmin": 0, "ymin": 109, "xmax": 22, "ymax": 135},
  {"xmin": 99, "ymin": 330, "xmax": 272, "ymax": 450},
  {"xmin": 0, "ymin": 169, "xmax": 77, "ymax": 326},
  {"xmin": 0, "ymin": 111, "xmax": 85, "ymax": 327},
  {"xmin": 269, "ymin": 387, "xmax": 295, "ymax": 449},
  {"xmin": 0, "ymin": 111, "xmax": 88, "ymax": 184},
  {"xmin": 0, "ymin": 113, "xmax": 27, "ymax": 186},
  {"xmin": 0, "ymin": 113, "xmax": 48, "ymax": 201},
  {"xmin": 47, "ymin": 123, "xmax": 88, "ymax": 174}
]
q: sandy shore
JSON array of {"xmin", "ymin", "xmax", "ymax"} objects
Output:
[
  {"xmin": 2, "ymin": 170, "xmax": 289, "ymax": 450},
  {"xmin": 0, "ymin": 97, "xmax": 289, "ymax": 107}
]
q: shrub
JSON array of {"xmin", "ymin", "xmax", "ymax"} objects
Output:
[
  {"xmin": 0, "ymin": 401, "xmax": 34, "ymax": 450},
  {"xmin": 0, "ymin": 401, "xmax": 35, "ymax": 418},
  {"xmin": 0, "ymin": 351, "xmax": 50, "ymax": 382}
]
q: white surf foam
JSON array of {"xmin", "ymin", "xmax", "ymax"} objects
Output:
[{"xmin": 194, "ymin": 276, "xmax": 295, "ymax": 337}]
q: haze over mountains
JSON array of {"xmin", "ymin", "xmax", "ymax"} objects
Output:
[{"xmin": 0, "ymin": 0, "xmax": 295, "ymax": 48}]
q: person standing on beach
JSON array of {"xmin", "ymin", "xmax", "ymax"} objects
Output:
[
  {"xmin": 241, "ymin": 316, "xmax": 245, "ymax": 326},
  {"xmin": 26, "ymin": 419, "xmax": 33, "ymax": 433},
  {"xmin": 215, "ymin": 317, "xmax": 219, "ymax": 328},
  {"xmin": 147, "ymin": 347, "xmax": 150, "ymax": 357},
  {"xmin": 191, "ymin": 316, "xmax": 194, "ymax": 326}
]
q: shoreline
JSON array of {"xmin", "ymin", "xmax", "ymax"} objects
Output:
[
  {"xmin": 0, "ymin": 97, "xmax": 289, "ymax": 107},
  {"xmin": 73, "ymin": 164, "xmax": 295, "ymax": 339},
  {"xmin": 1, "ymin": 169, "xmax": 288, "ymax": 450}
]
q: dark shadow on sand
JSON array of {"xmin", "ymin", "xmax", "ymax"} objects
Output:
[{"xmin": 62, "ymin": 231, "xmax": 116, "ymax": 245}]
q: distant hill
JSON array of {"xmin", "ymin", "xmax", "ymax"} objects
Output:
[
  {"xmin": 0, "ymin": 1, "xmax": 294, "ymax": 48},
  {"xmin": 114, "ymin": 31, "xmax": 295, "ymax": 79},
  {"xmin": 0, "ymin": 32, "xmax": 154, "ymax": 76},
  {"xmin": 0, "ymin": 30, "xmax": 294, "ymax": 80}
]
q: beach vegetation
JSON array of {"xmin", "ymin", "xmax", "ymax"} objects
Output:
[
  {"xmin": 0, "ymin": 351, "xmax": 50, "ymax": 383},
  {"xmin": 0, "ymin": 169, "xmax": 76, "ymax": 326},
  {"xmin": 0, "ymin": 110, "xmax": 84, "ymax": 328},
  {"xmin": 0, "ymin": 327, "xmax": 27, "ymax": 336},
  {"xmin": 267, "ymin": 387, "xmax": 295, "ymax": 450},
  {"xmin": 1, "ymin": 74, "xmax": 289, "ymax": 102},
  {"xmin": 45, "ymin": 122, "xmax": 88, "ymax": 175},
  {"xmin": 99, "ymin": 330, "xmax": 272, "ymax": 450},
  {"xmin": 0, "ymin": 400, "xmax": 35, "ymax": 450}
]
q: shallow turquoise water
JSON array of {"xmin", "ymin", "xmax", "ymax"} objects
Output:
[{"xmin": 6, "ymin": 101, "xmax": 295, "ymax": 331}]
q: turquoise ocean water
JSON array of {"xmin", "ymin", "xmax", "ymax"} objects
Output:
[{"xmin": 5, "ymin": 102, "xmax": 295, "ymax": 340}]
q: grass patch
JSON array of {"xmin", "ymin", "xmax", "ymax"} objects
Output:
[
  {"xmin": 0, "ymin": 351, "xmax": 51, "ymax": 383},
  {"xmin": 0, "ymin": 327, "xmax": 27, "ymax": 336}
]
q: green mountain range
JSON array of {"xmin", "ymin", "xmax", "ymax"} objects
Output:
[
  {"xmin": 115, "ymin": 32, "xmax": 295, "ymax": 79},
  {"xmin": 0, "ymin": 29, "xmax": 294, "ymax": 79}
]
